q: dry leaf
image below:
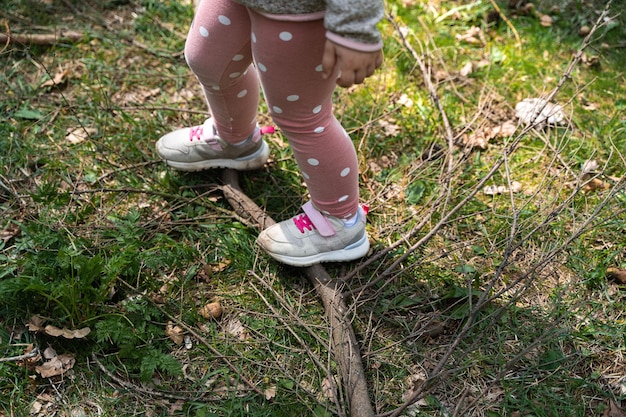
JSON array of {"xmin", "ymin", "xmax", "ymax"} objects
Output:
[
  {"xmin": 459, "ymin": 62, "xmax": 473, "ymax": 77},
  {"xmin": 456, "ymin": 26, "xmax": 483, "ymax": 44},
  {"xmin": 17, "ymin": 344, "xmax": 41, "ymax": 368},
  {"xmin": 1, "ymin": 223, "xmax": 20, "ymax": 243},
  {"xmin": 540, "ymin": 14, "xmax": 553, "ymax": 27},
  {"xmin": 321, "ymin": 377, "xmax": 337, "ymax": 401},
  {"xmin": 165, "ymin": 321, "xmax": 185, "ymax": 345},
  {"xmin": 378, "ymin": 119, "xmax": 401, "ymax": 137},
  {"xmin": 43, "ymin": 346, "xmax": 57, "ymax": 360},
  {"xmin": 199, "ymin": 301, "xmax": 223, "ymax": 319},
  {"xmin": 43, "ymin": 325, "xmax": 91, "ymax": 339},
  {"xmin": 264, "ymin": 385, "xmax": 277, "ymax": 400},
  {"xmin": 41, "ymin": 67, "xmax": 70, "ymax": 88},
  {"xmin": 484, "ymin": 181, "xmax": 522, "ymax": 195},
  {"xmin": 66, "ymin": 126, "xmax": 97, "ymax": 144},
  {"xmin": 515, "ymin": 98, "xmax": 565, "ymax": 127},
  {"xmin": 461, "ymin": 131, "xmax": 490, "ymax": 150},
  {"xmin": 35, "ymin": 353, "xmax": 76, "ymax": 378},
  {"xmin": 582, "ymin": 176, "xmax": 609, "ymax": 192},
  {"xmin": 211, "ymin": 259, "xmax": 231, "ymax": 273},
  {"xmin": 30, "ymin": 400, "xmax": 43, "ymax": 415},
  {"xmin": 603, "ymin": 400, "xmax": 626, "ymax": 417},
  {"xmin": 402, "ymin": 372, "xmax": 426, "ymax": 402},
  {"xmin": 491, "ymin": 120, "xmax": 517, "ymax": 138},
  {"xmin": 223, "ymin": 316, "xmax": 248, "ymax": 340},
  {"xmin": 581, "ymin": 159, "xmax": 599, "ymax": 174}
]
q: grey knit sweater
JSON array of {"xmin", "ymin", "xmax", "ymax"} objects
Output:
[{"xmin": 234, "ymin": 0, "xmax": 384, "ymax": 49}]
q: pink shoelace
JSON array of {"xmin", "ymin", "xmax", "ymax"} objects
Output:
[
  {"xmin": 189, "ymin": 125, "xmax": 275, "ymax": 142},
  {"xmin": 189, "ymin": 125, "xmax": 205, "ymax": 142},
  {"xmin": 293, "ymin": 214, "xmax": 316, "ymax": 234},
  {"xmin": 293, "ymin": 204, "xmax": 369, "ymax": 235}
]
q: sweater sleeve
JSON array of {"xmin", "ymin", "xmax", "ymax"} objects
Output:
[{"xmin": 324, "ymin": 0, "xmax": 384, "ymax": 52}]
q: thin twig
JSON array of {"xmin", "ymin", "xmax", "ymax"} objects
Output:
[{"xmin": 0, "ymin": 346, "xmax": 40, "ymax": 363}]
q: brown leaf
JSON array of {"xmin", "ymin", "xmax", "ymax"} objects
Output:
[
  {"xmin": 26, "ymin": 316, "xmax": 46, "ymax": 332},
  {"xmin": 223, "ymin": 316, "xmax": 248, "ymax": 340},
  {"xmin": 1, "ymin": 223, "xmax": 20, "ymax": 243},
  {"xmin": 459, "ymin": 62, "xmax": 473, "ymax": 77},
  {"xmin": 264, "ymin": 385, "xmax": 277, "ymax": 400},
  {"xmin": 490, "ymin": 120, "xmax": 518, "ymax": 138},
  {"xmin": 199, "ymin": 301, "xmax": 223, "ymax": 319},
  {"xmin": 43, "ymin": 325, "xmax": 91, "ymax": 339},
  {"xmin": 603, "ymin": 400, "xmax": 626, "ymax": 417},
  {"xmin": 35, "ymin": 353, "xmax": 75, "ymax": 378},
  {"xmin": 456, "ymin": 26, "xmax": 484, "ymax": 44},
  {"xmin": 41, "ymin": 67, "xmax": 71, "ymax": 88},
  {"xmin": 582, "ymin": 176, "xmax": 610, "ymax": 192},
  {"xmin": 540, "ymin": 14, "xmax": 553, "ymax": 27},
  {"xmin": 66, "ymin": 126, "xmax": 97, "ymax": 144},
  {"xmin": 165, "ymin": 321, "xmax": 185, "ymax": 345},
  {"xmin": 461, "ymin": 131, "xmax": 490, "ymax": 150}
]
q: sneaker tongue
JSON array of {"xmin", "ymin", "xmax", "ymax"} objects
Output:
[
  {"xmin": 302, "ymin": 201, "xmax": 336, "ymax": 237},
  {"xmin": 201, "ymin": 119, "xmax": 217, "ymax": 140}
]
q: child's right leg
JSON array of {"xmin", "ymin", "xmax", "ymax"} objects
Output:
[{"xmin": 156, "ymin": 0, "xmax": 271, "ymax": 171}]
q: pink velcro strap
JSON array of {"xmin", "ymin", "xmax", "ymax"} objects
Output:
[{"xmin": 302, "ymin": 201, "xmax": 336, "ymax": 237}]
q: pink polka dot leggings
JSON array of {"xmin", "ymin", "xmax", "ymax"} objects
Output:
[{"xmin": 185, "ymin": 0, "xmax": 360, "ymax": 220}]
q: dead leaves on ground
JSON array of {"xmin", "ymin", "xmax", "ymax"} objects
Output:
[
  {"xmin": 460, "ymin": 120, "xmax": 518, "ymax": 150},
  {"xmin": 27, "ymin": 316, "xmax": 91, "ymax": 340},
  {"xmin": 35, "ymin": 347, "xmax": 76, "ymax": 378}
]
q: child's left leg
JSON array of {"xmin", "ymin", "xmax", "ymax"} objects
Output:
[
  {"xmin": 249, "ymin": 11, "xmax": 360, "ymax": 220},
  {"xmin": 249, "ymin": 11, "xmax": 369, "ymax": 266}
]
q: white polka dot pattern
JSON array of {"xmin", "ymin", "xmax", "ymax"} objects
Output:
[{"xmin": 279, "ymin": 31, "xmax": 293, "ymax": 41}]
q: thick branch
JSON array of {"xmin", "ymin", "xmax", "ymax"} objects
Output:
[{"xmin": 220, "ymin": 169, "xmax": 375, "ymax": 417}]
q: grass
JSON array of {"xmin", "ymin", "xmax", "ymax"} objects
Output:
[{"xmin": 1, "ymin": 0, "xmax": 625, "ymax": 416}]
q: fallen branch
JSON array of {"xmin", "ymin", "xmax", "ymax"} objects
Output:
[
  {"xmin": 1, "ymin": 30, "xmax": 84, "ymax": 46},
  {"xmin": 220, "ymin": 168, "xmax": 375, "ymax": 417}
]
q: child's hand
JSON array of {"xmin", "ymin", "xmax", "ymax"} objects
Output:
[{"xmin": 321, "ymin": 40, "xmax": 383, "ymax": 88}]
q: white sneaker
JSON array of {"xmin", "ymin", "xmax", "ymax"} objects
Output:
[
  {"xmin": 257, "ymin": 202, "xmax": 370, "ymax": 267},
  {"xmin": 156, "ymin": 118, "xmax": 273, "ymax": 171}
]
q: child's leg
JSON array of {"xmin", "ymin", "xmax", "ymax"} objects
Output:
[
  {"xmin": 185, "ymin": 0, "xmax": 259, "ymax": 143},
  {"xmin": 248, "ymin": 11, "xmax": 360, "ymax": 220}
]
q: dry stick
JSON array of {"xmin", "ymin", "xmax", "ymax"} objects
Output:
[
  {"xmin": 220, "ymin": 168, "xmax": 375, "ymax": 417},
  {"xmin": 383, "ymin": 4, "xmax": 615, "ymax": 416},
  {"xmin": 0, "ymin": 30, "xmax": 84, "ymax": 46},
  {"xmin": 0, "ymin": 346, "xmax": 40, "ymax": 363}
]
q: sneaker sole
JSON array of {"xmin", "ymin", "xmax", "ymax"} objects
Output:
[
  {"xmin": 163, "ymin": 141, "xmax": 270, "ymax": 172},
  {"xmin": 263, "ymin": 233, "xmax": 370, "ymax": 267}
]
